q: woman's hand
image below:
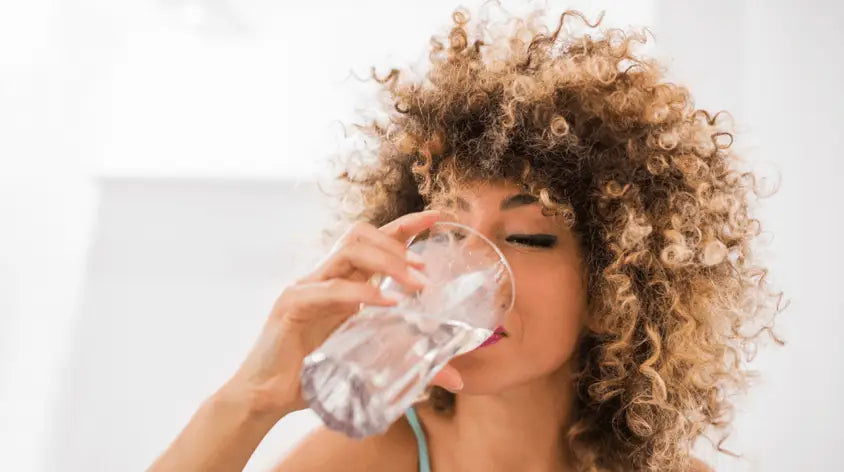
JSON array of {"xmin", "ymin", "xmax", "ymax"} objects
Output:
[
  {"xmin": 148, "ymin": 210, "xmax": 462, "ymax": 472},
  {"xmin": 222, "ymin": 210, "xmax": 464, "ymax": 420}
]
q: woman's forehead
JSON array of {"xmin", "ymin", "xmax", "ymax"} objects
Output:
[
  {"xmin": 434, "ymin": 183, "xmax": 567, "ymax": 222},
  {"xmin": 446, "ymin": 180, "xmax": 526, "ymax": 201}
]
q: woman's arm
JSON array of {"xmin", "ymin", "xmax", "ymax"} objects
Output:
[
  {"xmin": 146, "ymin": 211, "xmax": 453, "ymax": 471},
  {"xmin": 147, "ymin": 381, "xmax": 289, "ymax": 472}
]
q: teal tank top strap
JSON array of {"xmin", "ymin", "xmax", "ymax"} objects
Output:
[{"xmin": 405, "ymin": 406, "xmax": 432, "ymax": 472}]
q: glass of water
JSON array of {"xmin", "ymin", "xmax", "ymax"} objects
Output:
[{"xmin": 300, "ymin": 221, "xmax": 515, "ymax": 438}]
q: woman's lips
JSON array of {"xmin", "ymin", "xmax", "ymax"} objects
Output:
[{"xmin": 476, "ymin": 325, "xmax": 507, "ymax": 348}]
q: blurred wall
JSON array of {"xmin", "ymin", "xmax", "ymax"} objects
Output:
[
  {"xmin": 655, "ymin": 1, "xmax": 844, "ymax": 470},
  {"xmin": 46, "ymin": 178, "xmax": 331, "ymax": 471}
]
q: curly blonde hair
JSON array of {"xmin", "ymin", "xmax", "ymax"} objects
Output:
[{"xmin": 330, "ymin": 5, "xmax": 785, "ymax": 471}]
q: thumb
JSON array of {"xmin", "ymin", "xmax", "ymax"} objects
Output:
[{"xmin": 430, "ymin": 364, "xmax": 463, "ymax": 393}]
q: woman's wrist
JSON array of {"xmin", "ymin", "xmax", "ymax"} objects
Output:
[{"xmin": 215, "ymin": 376, "xmax": 298, "ymax": 424}]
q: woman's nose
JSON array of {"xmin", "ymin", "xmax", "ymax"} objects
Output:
[{"xmin": 458, "ymin": 230, "xmax": 492, "ymax": 255}]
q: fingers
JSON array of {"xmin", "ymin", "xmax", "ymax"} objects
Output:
[
  {"xmin": 299, "ymin": 212, "xmax": 439, "ymax": 285},
  {"xmin": 379, "ymin": 210, "xmax": 441, "ymax": 243},
  {"xmin": 313, "ymin": 242, "xmax": 426, "ymax": 290},
  {"xmin": 430, "ymin": 364, "xmax": 463, "ymax": 392},
  {"xmin": 335, "ymin": 222, "xmax": 421, "ymax": 266},
  {"xmin": 280, "ymin": 279, "xmax": 398, "ymax": 316}
]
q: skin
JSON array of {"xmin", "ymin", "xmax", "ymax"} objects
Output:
[{"xmin": 148, "ymin": 181, "xmax": 711, "ymax": 472}]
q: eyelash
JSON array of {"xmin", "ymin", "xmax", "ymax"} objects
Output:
[
  {"xmin": 443, "ymin": 231, "xmax": 558, "ymax": 249},
  {"xmin": 505, "ymin": 234, "xmax": 558, "ymax": 248}
]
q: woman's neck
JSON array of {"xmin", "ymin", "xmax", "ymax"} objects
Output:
[{"xmin": 445, "ymin": 362, "xmax": 577, "ymax": 472}]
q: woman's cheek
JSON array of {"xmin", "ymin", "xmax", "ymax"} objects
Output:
[{"xmin": 521, "ymin": 271, "xmax": 585, "ymax": 364}]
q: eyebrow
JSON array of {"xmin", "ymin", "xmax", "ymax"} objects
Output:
[{"xmin": 453, "ymin": 193, "xmax": 539, "ymax": 211}]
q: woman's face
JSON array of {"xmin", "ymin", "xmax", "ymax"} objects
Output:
[{"xmin": 433, "ymin": 181, "xmax": 588, "ymax": 394}]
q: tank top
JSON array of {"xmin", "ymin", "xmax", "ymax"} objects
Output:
[{"xmin": 404, "ymin": 406, "xmax": 432, "ymax": 472}]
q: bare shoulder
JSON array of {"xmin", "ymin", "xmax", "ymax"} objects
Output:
[
  {"xmin": 690, "ymin": 456, "xmax": 714, "ymax": 472},
  {"xmin": 271, "ymin": 418, "xmax": 418, "ymax": 472}
]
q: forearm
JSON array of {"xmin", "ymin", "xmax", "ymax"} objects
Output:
[{"xmin": 147, "ymin": 382, "xmax": 288, "ymax": 472}]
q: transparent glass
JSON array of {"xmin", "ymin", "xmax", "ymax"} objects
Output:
[{"xmin": 300, "ymin": 221, "xmax": 515, "ymax": 438}]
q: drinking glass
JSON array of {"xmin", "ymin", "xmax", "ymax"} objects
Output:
[{"xmin": 300, "ymin": 221, "xmax": 515, "ymax": 438}]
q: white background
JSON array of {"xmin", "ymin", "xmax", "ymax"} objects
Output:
[{"xmin": 1, "ymin": 1, "xmax": 842, "ymax": 470}]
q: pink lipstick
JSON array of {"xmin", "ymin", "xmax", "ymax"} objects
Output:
[{"xmin": 477, "ymin": 325, "xmax": 507, "ymax": 348}]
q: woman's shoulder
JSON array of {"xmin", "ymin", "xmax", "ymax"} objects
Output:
[
  {"xmin": 690, "ymin": 456, "xmax": 714, "ymax": 472},
  {"xmin": 271, "ymin": 415, "xmax": 419, "ymax": 472}
]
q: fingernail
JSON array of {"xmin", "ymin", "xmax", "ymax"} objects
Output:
[
  {"xmin": 379, "ymin": 289, "xmax": 403, "ymax": 304},
  {"xmin": 406, "ymin": 251, "xmax": 425, "ymax": 266},
  {"xmin": 408, "ymin": 267, "xmax": 430, "ymax": 286},
  {"xmin": 446, "ymin": 378, "xmax": 463, "ymax": 393}
]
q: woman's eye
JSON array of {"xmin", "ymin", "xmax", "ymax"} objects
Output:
[{"xmin": 506, "ymin": 234, "xmax": 558, "ymax": 248}]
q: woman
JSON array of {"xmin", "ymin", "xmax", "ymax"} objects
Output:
[{"xmin": 149, "ymin": 6, "xmax": 783, "ymax": 472}]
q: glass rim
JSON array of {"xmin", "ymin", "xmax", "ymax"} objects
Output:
[{"xmin": 406, "ymin": 220, "xmax": 516, "ymax": 315}]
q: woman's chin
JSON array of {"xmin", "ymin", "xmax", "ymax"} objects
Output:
[
  {"xmin": 453, "ymin": 374, "xmax": 514, "ymax": 396},
  {"xmin": 449, "ymin": 348, "xmax": 517, "ymax": 394}
]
